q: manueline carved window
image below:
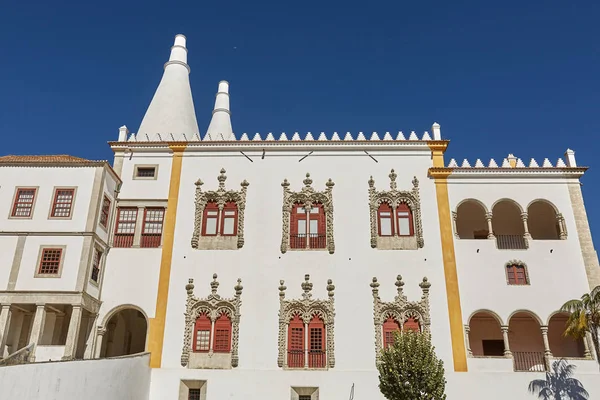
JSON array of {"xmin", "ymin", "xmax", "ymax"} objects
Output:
[
  {"xmin": 368, "ymin": 170, "xmax": 423, "ymax": 250},
  {"xmin": 280, "ymin": 173, "xmax": 335, "ymax": 254},
  {"xmin": 181, "ymin": 274, "xmax": 243, "ymax": 369},
  {"xmin": 191, "ymin": 168, "xmax": 249, "ymax": 250},
  {"xmin": 277, "ymin": 274, "xmax": 336, "ymax": 369},
  {"xmin": 370, "ymin": 275, "xmax": 431, "ymax": 362}
]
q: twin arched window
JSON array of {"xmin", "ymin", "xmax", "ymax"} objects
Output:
[
  {"xmin": 290, "ymin": 203, "xmax": 326, "ymax": 249},
  {"xmin": 382, "ymin": 316, "xmax": 421, "ymax": 348},
  {"xmin": 377, "ymin": 202, "xmax": 414, "ymax": 237},
  {"xmin": 287, "ymin": 314, "xmax": 326, "ymax": 368},
  {"xmin": 193, "ymin": 313, "xmax": 232, "ymax": 352},
  {"xmin": 202, "ymin": 201, "xmax": 238, "ymax": 236}
]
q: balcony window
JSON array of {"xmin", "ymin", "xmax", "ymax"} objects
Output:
[
  {"xmin": 114, "ymin": 207, "xmax": 137, "ymax": 248},
  {"xmin": 141, "ymin": 208, "xmax": 165, "ymax": 248},
  {"xmin": 290, "ymin": 203, "xmax": 326, "ymax": 249},
  {"xmin": 287, "ymin": 314, "xmax": 305, "ymax": 368},
  {"xmin": 492, "ymin": 200, "xmax": 527, "ymax": 249}
]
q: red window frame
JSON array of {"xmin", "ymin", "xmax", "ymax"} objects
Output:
[
  {"xmin": 11, "ymin": 188, "xmax": 37, "ymax": 217},
  {"xmin": 377, "ymin": 202, "xmax": 394, "ymax": 236},
  {"xmin": 287, "ymin": 314, "xmax": 305, "ymax": 368},
  {"xmin": 396, "ymin": 203, "xmax": 414, "ymax": 236},
  {"xmin": 113, "ymin": 207, "xmax": 137, "ymax": 248},
  {"xmin": 99, "ymin": 195, "xmax": 111, "ymax": 228},
  {"xmin": 201, "ymin": 202, "xmax": 219, "ymax": 236},
  {"xmin": 193, "ymin": 313, "xmax": 211, "ymax": 352},
  {"xmin": 383, "ymin": 317, "xmax": 400, "ymax": 348},
  {"xmin": 141, "ymin": 207, "xmax": 165, "ymax": 248},
  {"xmin": 91, "ymin": 248, "xmax": 102, "ymax": 283},
  {"xmin": 506, "ymin": 264, "xmax": 528, "ymax": 285},
  {"xmin": 220, "ymin": 201, "xmax": 238, "ymax": 236},
  {"xmin": 290, "ymin": 203, "xmax": 307, "ymax": 249},
  {"xmin": 308, "ymin": 315, "xmax": 326, "ymax": 368},
  {"xmin": 403, "ymin": 317, "xmax": 420, "ymax": 333},
  {"xmin": 38, "ymin": 248, "xmax": 63, "ymax": 275},
  {"xmin": 50, "ymin": 188, "xmax": 75, "ymax": 218},
  {"xmin": 213, "ymin": 314, "xmax": 232, "ymax": 352}
]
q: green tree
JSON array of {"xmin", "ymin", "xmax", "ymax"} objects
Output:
[
  {"xmin": 377, "ymin": 331, "xmax": 446, "ymax": 400},
  {"xmin": 528, "ymin": 358, "xmax": 589, "ymax": 400},
  {"xmin": 560, "ymin": 286, "xmax": 600, "ymax": 366}
]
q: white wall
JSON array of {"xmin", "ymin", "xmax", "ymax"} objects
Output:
[
  {"xmin": 0, "ymin": 353, "xmax": 151, "ymax": 400},
  {"xmin": 118, "ymin": 154, "xmax": 172, "ymax": 200},
  {"xmin": 0, "ymin": 237, "xmax": 18, "ymax": 289}
]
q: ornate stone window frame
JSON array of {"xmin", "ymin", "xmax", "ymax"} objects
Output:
[
  {"xmin": 277, "ymin": 274, "xmax": 336, "ymax": 369},
  {"xmin": 181, "ymin": 274, "xmax": 243, "ymax": 368},
  {"xmin": 191, "ymin": 168, "xmax": 249, "ymax": 250},
  {"xmin": 280, "ymin": 173, "xmax": 335, "ymax": 254},
  {"xmin": 370, "ymin": 275, "xmax": 431, "ymax": 362},
  {"xmin": 368, "ymin": 170, "xmax": 424, "ymax": 250},
  {"xmin": 504, "ymin": 260, "xmax": 530, "ymax": 285}
]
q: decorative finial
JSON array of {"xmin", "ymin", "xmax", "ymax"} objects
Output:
[
  {"xmin": 301, "ymin": 274, "xmax": 313, "ymax": 299},
  {"xmin": 370, "ymin": 277, "xmax": 380, "ymax": 292},
  {"xmin": 412, "ymin": 176, "xmax": 419, "ymax": 188},
  {"xmin": 234, "ymin": 278, "xmax": 243, "ymax": 296},
  {"xmin": 303, "ymin": 173, "xmax": 313, "ymax": 187},
  {"xmin": 195, "ymin": 179, "xmax": 204, "ymax": 187},
  {"xmin": 326, "ymin": 178, "xmax": 335, "ymax": 188},
  {"xmin": 389, "ymin": 169, "xmax": 397, "ymax": 190},
  {"xmin": 278, "ymin": 280, "xmax": 287, "ymax": 300},
  {"xmin": 395, "ymin": 274, "xmax": 405, "ymax": 295},
  {"xmin": 240, "ymin": 179, "xmax": 249, "ymax": 188},
  {"xmin": 327, "ymin": 279, "xmax": 335, "ymax": 298},
  {"xmin": 186, "ymin": 278, "xmax": 194, "ymax": 296},
  {"xmin": 368, "ymin": 176, "xmax": 375, "ymax": 188},
  {"xmin": 210, "ymin": 273, "xmax": 219, "ymax": 295},
  {"xmin": 217, "ymin": 168, "xmax": 227, "ymax": 188},
  {"xmin": 419, "ymin": 277, "xmax": 431, "ymax": 292},
  {"xmin": 281, "ymin": 178, "xmax": 290, "ymax": 188}
]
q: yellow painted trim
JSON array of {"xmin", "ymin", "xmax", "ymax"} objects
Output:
[
  {"xmin": 432, "ymin": 172, "xmax": 468, "ymax": 372},
  {"xmin": 427, "ymin": 142, "xmax": 448, "ymax": 168},
  {"xmin": 148, "ymin": 144, "xmax": 186, "ymax": 368}
]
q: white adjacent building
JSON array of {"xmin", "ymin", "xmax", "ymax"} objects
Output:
[{"xmin": 1, "ymin": 34, "xmax": 599, "ymax": 400}]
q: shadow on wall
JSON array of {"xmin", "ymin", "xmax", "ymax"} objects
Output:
[{"xmin": 528, "ymin": 358, "xmax": 589, "ymax": 400}]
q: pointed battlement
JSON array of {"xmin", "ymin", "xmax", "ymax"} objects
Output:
[{"xmin": 444, "ymin": 151, "xmax": 582, "ymax": 170}]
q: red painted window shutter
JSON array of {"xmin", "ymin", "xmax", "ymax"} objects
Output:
[
  {"xmin": 383, "ymin": 317, "xmax": 401, "ymax": 348},
  {"xmin": 202, "ymin": 202, "xmax": 219, "ymax": 236},
  {"xmin": 308, "ymin": 315, "xmax": 326, "ymax": 368},
  {"xmin": 290, "ymin": 203, "xmax": 306, "ymax": 249},
  {"xmin": 213, "ymin": 314, "xmax": 232, "ymax": 352},
  {"xmin": 193, "ymin": 313, "xmax": 211, "ymax": 352},
  {"xmin": 220, "ymin": 201, "xmax": 238, "ymax": 236},
  {"xmin": 403, "ymin": 317, "xmax": 420, "ymax": 333},
  {"xmin": 396, "ymin": 203, "xmax": 414, "ymax": 236},
  {"xmin": 287, "ymin": 314, "xmax": 304, "ymax": 368},
  {"xmin": 506, "ymin": 264, "xmax": 527, "ymax": 285},
  {"xmin": 377, "ymin": 202, "xmax": 394, "ymax": 236}
]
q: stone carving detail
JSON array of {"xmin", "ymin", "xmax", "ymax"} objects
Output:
[
  {"xmin": 370, "ymin": 275, "xmax": 431, "ymax": 362},
  {"xmin": 368, "ymin": 170, "xmax": 424, "ymax": 250},
  {"xmin": 181, "ymin": 274, "xmax": 243, "ymax": 368},
  {"xmin": 280, "ymin": 173, "xmax": 335, "ymax": 254},
  {"xmin": 191, "ymin": 168, "xmax": 249, "ymax": 249},
  {"xmin": 277, "ymin": 274, "xmax": 336, "ymax": 369}
]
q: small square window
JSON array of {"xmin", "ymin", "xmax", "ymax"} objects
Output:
[
  {"xmin": 133, "ymin": 165, "xmax": 158, "ymax": 180},
  {"xmin": 36, "ymin": 247, "xmax": 65, "ymax": 276}
]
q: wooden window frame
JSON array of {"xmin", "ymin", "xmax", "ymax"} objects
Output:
[
  {"xmin": 287, "ymin": 314, "xmax": 305, "ymax": 368},
  {"xmin": 383, "ymin": 317, "xmax": 401, "ymax": 348},
  {"xmin": 290, "ymin": 202, "xmax": 326, "ymax": 249},
  {"xmin": 396, "ymin": 203, "xmax": 414, "ymax": 237},
  {"xmin": 201, "ymin": 202, "xmax": 219, "ymax": 236},
  {"xmin": 506, "ymin": 263, "xmax": 529, "ymax": 285},
  {"xmin": 90, "ymin": 248, "xmax": 102, "ymax": 284},
  {"xmin": 133, "ymin": 164, "xmax": 159, "ymax": 180},
  {"xmin": 403, "ymin": 317, "xmax": 420, "ymax": 333},
  {"xmin": 113, "ymin": 207, "xmax": 138, "ymax": 248},
  {"xmin": 49, "ymin": 187, "xmax": 76, "ymax": 219},
  {"xmin": 377, "ymin": 202, "xmax": 394, "ymax": 237},
  {"xmin": 10, "ymin": 187, "xmax": 38, "ymax": 218},
  {"xmin": 192, "ymin": 313, "xmax": 211, "ymax": 352},
  {"xmin": 213, "ymin": 314, "xmax": 232, "ymax": 353},
  {"xmin": 220, "ymin": 201, "xmax": 238, "ymax": 237},
  {"xmin": 308, "ymin": 315, "xmax": 326, "ymax": 368},
  {"xmin": 99, "ymin": 195, "xmax": 111, "ymax": 228},
  {"xmin": 141, "ymin": 207, "xmax": 165, "ymax": 248},
  {"xmin": 35, "ymin": 246, "xmax": 66, "ymax": 277}
]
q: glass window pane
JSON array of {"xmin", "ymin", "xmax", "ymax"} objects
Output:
[
  {"xmin": 397, "ymin": 211, "xmax": 409, "ymax": 216},
  {"xmin": 297, "ymin": 207, "xmax": 305, "ymax": 213},
  {"xmin": 380, "ymin": 217, "xmax": 392, "ymax": 235},
  {"xmin": 206, "ymin": 217, "xmax": 217, "ymax": 234},
  {"xmin": 310, "ymin": 219, "xmax": 318, "ymax": 234},
  {"xmin": 224, "ymin": 210, "xmax": 235, "ymax": 216},
  {"xmin": 310, "ymin": 207, "xmax": 319, "ymax": 214},
  {"xmin": 380, "ymin": 211, "xmax": 391, "ymax": 216},
  {"xmin": 298, "ymin": 220, "xmax": 307, "ymax": 234},
  {"xmin": 223, "ymin": 217, "xmax": 235, "ymax": 235},
  {"xmin": 207, "ymin": 210, "xmax": 218, "ymax": 216},
  {"xmin": 398, "ymin": 218, "xmax": 410, "ymax": 235}
]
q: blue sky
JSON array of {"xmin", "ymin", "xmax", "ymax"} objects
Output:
[{"xmin": 1, "ymin": 1, "xmax": 599, "ymax": 237}]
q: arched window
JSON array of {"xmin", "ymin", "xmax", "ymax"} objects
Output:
[
  {"xmin": 202, "ymin": 202, "xmax": 219, "ymax": 236},
  {"xmin": 290, "ymin": 203, "xmax": 326, "ymax": 249},
  {"xmin": 403, "ymin": 317, "xmax": 420, "ymax": 332},
  {"xmin": 383, "ymin": 317, "xmax": 401, "ymax": 348},
  {"xmin": 193, "ymin": 313, "xmax": 211, "ymax": 352},
  {"xmin": 220, "ymin": 201, "xmax": 238, "ymax": 236},
  {"xmin": 308, "ymin": 315, "xmax": 326, "ymax": 368},
  {"xmin": 287, "ymin": 314, "xmax": 304, "ymax": 368},
  {"xmin": 213, "ymin": 314, "xmax": 232, "ymax": 352},
  {"xmin": 396, "ymin": 203, "xmax": 414, "ymax": 236},
  {"xmin": 506, "ymin": 263, "xmax": 528, "ymax": 285},
  {"xmin": 377, "ymin": 203, "xmax": 394, "ymax": 236}
]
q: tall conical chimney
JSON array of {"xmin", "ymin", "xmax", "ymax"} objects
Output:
[
  {"xmin": 204, "ymin": 81, "xmax": 234, "ymax": 141},
  {"xmin": 137, "ymin": 34, "xmax": 200, "ymax": 137}
]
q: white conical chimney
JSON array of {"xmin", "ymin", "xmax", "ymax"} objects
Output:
[
  {"xmin": 204, "ymin": 81, "xmax": 234, "ymax": 141},
  {"xmin": 137, "ymin": 34, "xmax": 200, "ymax": 137}
]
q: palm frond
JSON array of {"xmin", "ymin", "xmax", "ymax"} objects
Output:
[{"xmin": 561, "ymin": 299, "xmax": 584, "ymax": 313}]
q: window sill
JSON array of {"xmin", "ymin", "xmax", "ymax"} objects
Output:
[
  {"xmin": 375, "ymin": 236, "xmax": 418, "ymax": 250},
  {"xmin": 283, "ymin": 366, "xmax": 329, "ymax": 371},
  {"xmin": 187, "ymin": 351, "xmax": 232, "ymax": 369},
  {"xmin": 194, "ymin": 235, "xmax": 239, "ymax": 250}
]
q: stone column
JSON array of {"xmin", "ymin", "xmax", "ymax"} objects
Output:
[
  {"xmin": 83, "ymin": 314, "xmax": 98, "ymax": 359},
  {"xmin": 485, "ymin": 212, "xmax": 495, "ymax": 239},
  {"xmin": 452, "ymin": 212, "xmax": 459, "ymax": 238},
  {"xmin": 63, "ymin": 305, "xmax": 83, "ymax": 360},
  {"xmin": 541, "ymin": 325, "xmax": 552, "ymax": 370},
  {"xmin": 500, "ymin": 325, "xmax": 512, "ymax": 357},
  {"xmin": 557, "ymin": 214, "xmax": 567, "ymax": 240},
  {"xmin": 0, "ymin": 305, "xmax": 12, "ymax": 358},
  {"xmin": 583, "ymin": 333, "xmax": 592, "ymax": 359},
  {"xmin": 133, "ymin": 206, "xmax": 145, "ymax": 247},
  {"xmin": 464, "ymin": 325, "xmax": 473, "ymax": 356},
  {"xmin": 94, "ymin": 327, "xmax": 107, "ymax": 358},
  {"xmin": 304, "ymin": 322, "xmax": 309, "ymax": 368},
  {"xmin": 521, "ymin": 212, "xmax": 531, "ymax": 238},
  {"xmin": 28, "ymin": 304, "xmax": 46, "ymax": 362}
]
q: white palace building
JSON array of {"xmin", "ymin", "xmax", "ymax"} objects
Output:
[{"xmin": 0, "ymin": 34, "xmax": 599, "ymax": 400}]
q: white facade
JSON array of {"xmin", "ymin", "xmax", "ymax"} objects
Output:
[{"xmin": 1, "ymin": 35, "xmax": 600, "ymax": 400}]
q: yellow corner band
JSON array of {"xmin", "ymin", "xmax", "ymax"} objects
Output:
[{"xmin": 148, "ymin": 144, "xmax": 186, "ymax": 368}]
